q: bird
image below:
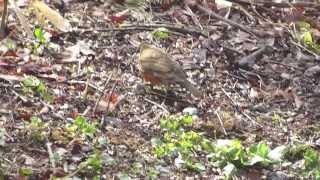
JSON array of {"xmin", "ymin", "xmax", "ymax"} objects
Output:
[{"xmin": 138, "ymin": 42, "xmax": 202, "ymax": 98}]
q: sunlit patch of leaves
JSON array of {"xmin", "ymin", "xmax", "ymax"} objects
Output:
[
  {"xmin": 32, "ymin": 25, "xmax": 50, "ymax": 53},
  {"xmin": 19, "ymin": 167, "xmax": 33, "ymax": 177},
  {"xmin": 4, "ymin": 39, "xmax": 16, "ymax": 50},
  {"xmin": 152, "ymin": 27, "xmax": 170, "ymax": 40},
  {"xmin": 147, "ymin": 167, "xmax": 159, "ymax": 179},
  {"xmin": 66, "ymin": 115, "xmax": 97, "ymax": 138},
  {"xmin": 85, "ymin": 152, "xmax": 103, "ymax": 172},
  {"xmin": 130, "ymin": 162, "xmax": 144, "ymax": 176},
  {"xmin": 72, "ymin": 152, "xmax": 117, "ymax": 178},
  {"xmin": 23, "ymin": 116, "xmax": 48, "ymax": 143},
  {"xmin": 74, "ymin": 151, "xmax": 103, "ymax": 178},
  {"xmin": 22, "ymin": 76, "xmax": 54, "ymax": 103},
  {"xmin": 297, "ymin": 21, "xmax": 320, "ymax": 54},
  {"xmin": 152, "ymin": 115, "xmax": 208, "ymax": 172},
  {"xmin": 303, "ymin": 149, "xmax": 320, "ymax": 179},
  {"xmin": 271, "ymin": 112, "xmax": 282, "ymax": 122},
  {"xmin": 152, "ymin": 115, "xmax": 288, "ymax": 178}
]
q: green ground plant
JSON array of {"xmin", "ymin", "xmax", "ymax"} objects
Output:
[{"xmin": 152, "ymin": 115, "xmax": 287, "ymax": 178}]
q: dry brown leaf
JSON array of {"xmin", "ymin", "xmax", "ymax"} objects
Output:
[{"xmin": 30, "ymin": 0, "xmax": 72, "ymax": 32}]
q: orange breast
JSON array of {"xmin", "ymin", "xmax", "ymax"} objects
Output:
[{"xmin": 142, "ymin": 73, "xmax": 163, "ymax": 85}]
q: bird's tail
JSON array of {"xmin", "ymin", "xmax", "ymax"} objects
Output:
[{"xmin": 182, "ymin": 80, "xmax": 202, "ymax": 98}]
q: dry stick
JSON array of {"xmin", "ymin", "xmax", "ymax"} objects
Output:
[
  {"xmin": 221, "ymin": 88, "xmax": 262, "ymax": 127},
  {"xmin": 81, "ymin": 23, "xmax": 207, "ymax": 37},
  {"xmin": 228, "ymin": 0, "xmax": 320, "ymax": 9},
  {"xmin": 46, "ymin": 141, "xmax": 56, "ymax": 169},
  {"xmin": 290, "ymin": 40, "xmax": 320, "ymax": 61},
  {"xmin": 11, "ymin": 89, "xmax": 28, "ymax": 103},
  {"xmin": 266, "ymin": 60, "xmax": 304, "ymax": 71},
  {"xmin": 197, "ymin": 5, "xmax": 265, "ymax": 38},
  {"xmin": 63, "ymin": 166, "xmax": 84, "ymax": 179},
  {"xmin": 124, "ymin": 24, "xmax": 207, "ymax": 37},
  {"xmin": 237, "ymin": 45, "xmax": 271, "ymax": 67},
  {"xmin": 100, "ymin": 81, "xmax": 118, "ymax": 126},
  {"xmin": 93, "ymin": 73, "xmax": 113, "ymax": 115},
  {"xmin": 0, "ymin": 0, "xmax": 7, "ymax": 38},
  {"xmin": 149, "ymin": 90, "xmax": 192, "ymax": 104},
  {"xmin": 144, "ymin": 97, "xmax": 170, "ymax": 114},
  {"xmin": 67, "ymin": 80, "xmax": 104, "ymax": 93},
  {"xmin": 214, "ymin": 109, "xmax": 228, "ymax": 136},
  {"xmin": 11, "ymin": 0, "xmax": 34, "ymax": 39}
]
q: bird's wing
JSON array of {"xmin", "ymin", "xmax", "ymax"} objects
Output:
[
  {"xmin": 139, "ymin": 48, "xmax": 189, "ymax": 83},
  {"xmin": 139, "ymin": 49, "xmax": 175, "ymax": 73}
]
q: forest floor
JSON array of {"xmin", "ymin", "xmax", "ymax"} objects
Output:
[{"xmin": 1, "ymin": 0, "xmax": 320, "ymax": 179}]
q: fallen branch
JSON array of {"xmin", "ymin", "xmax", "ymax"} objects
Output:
[
  {"xmin": 81, "ymin": 23, "xmax": 208, "ymax": 37},
  {"xmin": 197, "ymin": 5, "xmax": 268, "ymax": 38},
  {"xmin": 228, "ymin": 0, "xmax": 320, "ymax": 10}
]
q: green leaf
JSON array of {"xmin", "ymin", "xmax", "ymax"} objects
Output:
[
  {"xmin": 147, "ymin": 167, "xmax": 159, "ymax": 179},
  {"xmin": 73, "ymin": 116, "xmax": 96, "ymax": 137},
  {"xmin": 86, "ymin": 153, "xmax": 102, "ymax": 172},
  {"xmin": 31, "ymin": 116, "xmax": 42, "ymax": 127},
  {"xmin": 192, "ymin": 162, "xmax": 206, "ymax": 171},
  {"xmin": 152, "ymin": 28, "xmax": 170, "ymax": 39},
  {"xmin": 304, "ymin": 149, "xmax": 320, "ymax": 170},
  {"xmin": 303, "ymin": 31, "xmax": 313, "ymax": 45},
  {"xmin": 19, "ymin": 167, "xmax": 33, "ymax": 176},
  {"xmin": 75, "ymin": 115, "xmax": 86, "ymax": 128},
  {"xmin": 154, "ymin": 146, "xmax": 166, "ymax": 157},
  {"xmin": 297, "ymin": 21, "xmax": 311, "ymax": 29},
  {"xmin": 22, "ymin": 77, "xmax": 41, "ymax": 87},
  {"xmin": 34, "ymin": 26, "xmax": 46, "ymax": 43},
  {"xmin": 182, "ymin": 115, "xmax": 193, "ymax": 126},
  {"xmin": 131, "ymin": 162, "xmax": 143, "ymax": 175},
  {"xmin": 5, "ymin": 39, "xmax": 16, "ymax": 50},
  {"xmin": 201, "ymin": 138, "xmax": 215, "ymax": 152},
  {"xmin": 256, "ymin": 142, "xmax": 270, "ymax": 158}
]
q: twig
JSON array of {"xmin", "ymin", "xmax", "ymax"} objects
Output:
[
  {"xmin": 80, "ymin": 23, "xmax": 208, "ymax": 37},
  {"xmin": 214, "ymin": 108, "xmax": 227, "ymax": 136},
  {"xmin": 100, "ymin": 80, "xmax": 118, "ymax": 126},
  {"xmin": 62, "ymin": 165, "xmax": 84, "ymax": 179},
  {"xmin": 228, "ymin": 0, "xmax": 320, "ymax": 9},
  {"xmin": 0, "ymin": 73, "xmax": 22, "ymax": 82},
  {"xmin": 265, "ymin": 60, "xmax": 304, "ymax": 71},
  {"xmin": 81, "ymin": 77, "xmax": 91, "ymax": 98},
  {"xmin": 290, "ymin": 40, "xmax": 320, "ymax": 61},
  {"xmin": 105, "ymin": 82, "xmax": 117, "ymax": 113},
  {"xmin": 93, "ymin": 73, "xmax": 113, "ymax": 115},
  {"xmin": 221, "ymin": 88, "xmax": 262, "ymax": 127},
  {"xmin": 67, "ymin": 80, "xmax": 104, "ymax": 93},
  {"xmin": 46, "ymin": 141, "xmax": 56, "ymax": 169},
  {"xmin": 197, "ymin": 5, "xmax": 266, "ymax": 38},
  {"xmin": 122, "ymin": 24, "xmax": 207, "ymax": 37},
  {"xmin": 237, "ymin": 45, "xmax": 272, "ymax": 68},
  {"xmin": 0, "ymin": 0, "xmax": 8, "ymax": 39},
  {"xmin": 144, "ymin": 97, "xmax": 170, "ymax": 114},
  {"xmin": 149, "ymin": 90, "xmax": 191, "ymax": 104},
  {"xmin": 11, "ymin": 89, "xmax": 28, "ymax": 103}
]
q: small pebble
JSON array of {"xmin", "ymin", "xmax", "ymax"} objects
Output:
[{"xmin": 183, "ymin": 107, "xmax": 198, "ymax": 115}]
